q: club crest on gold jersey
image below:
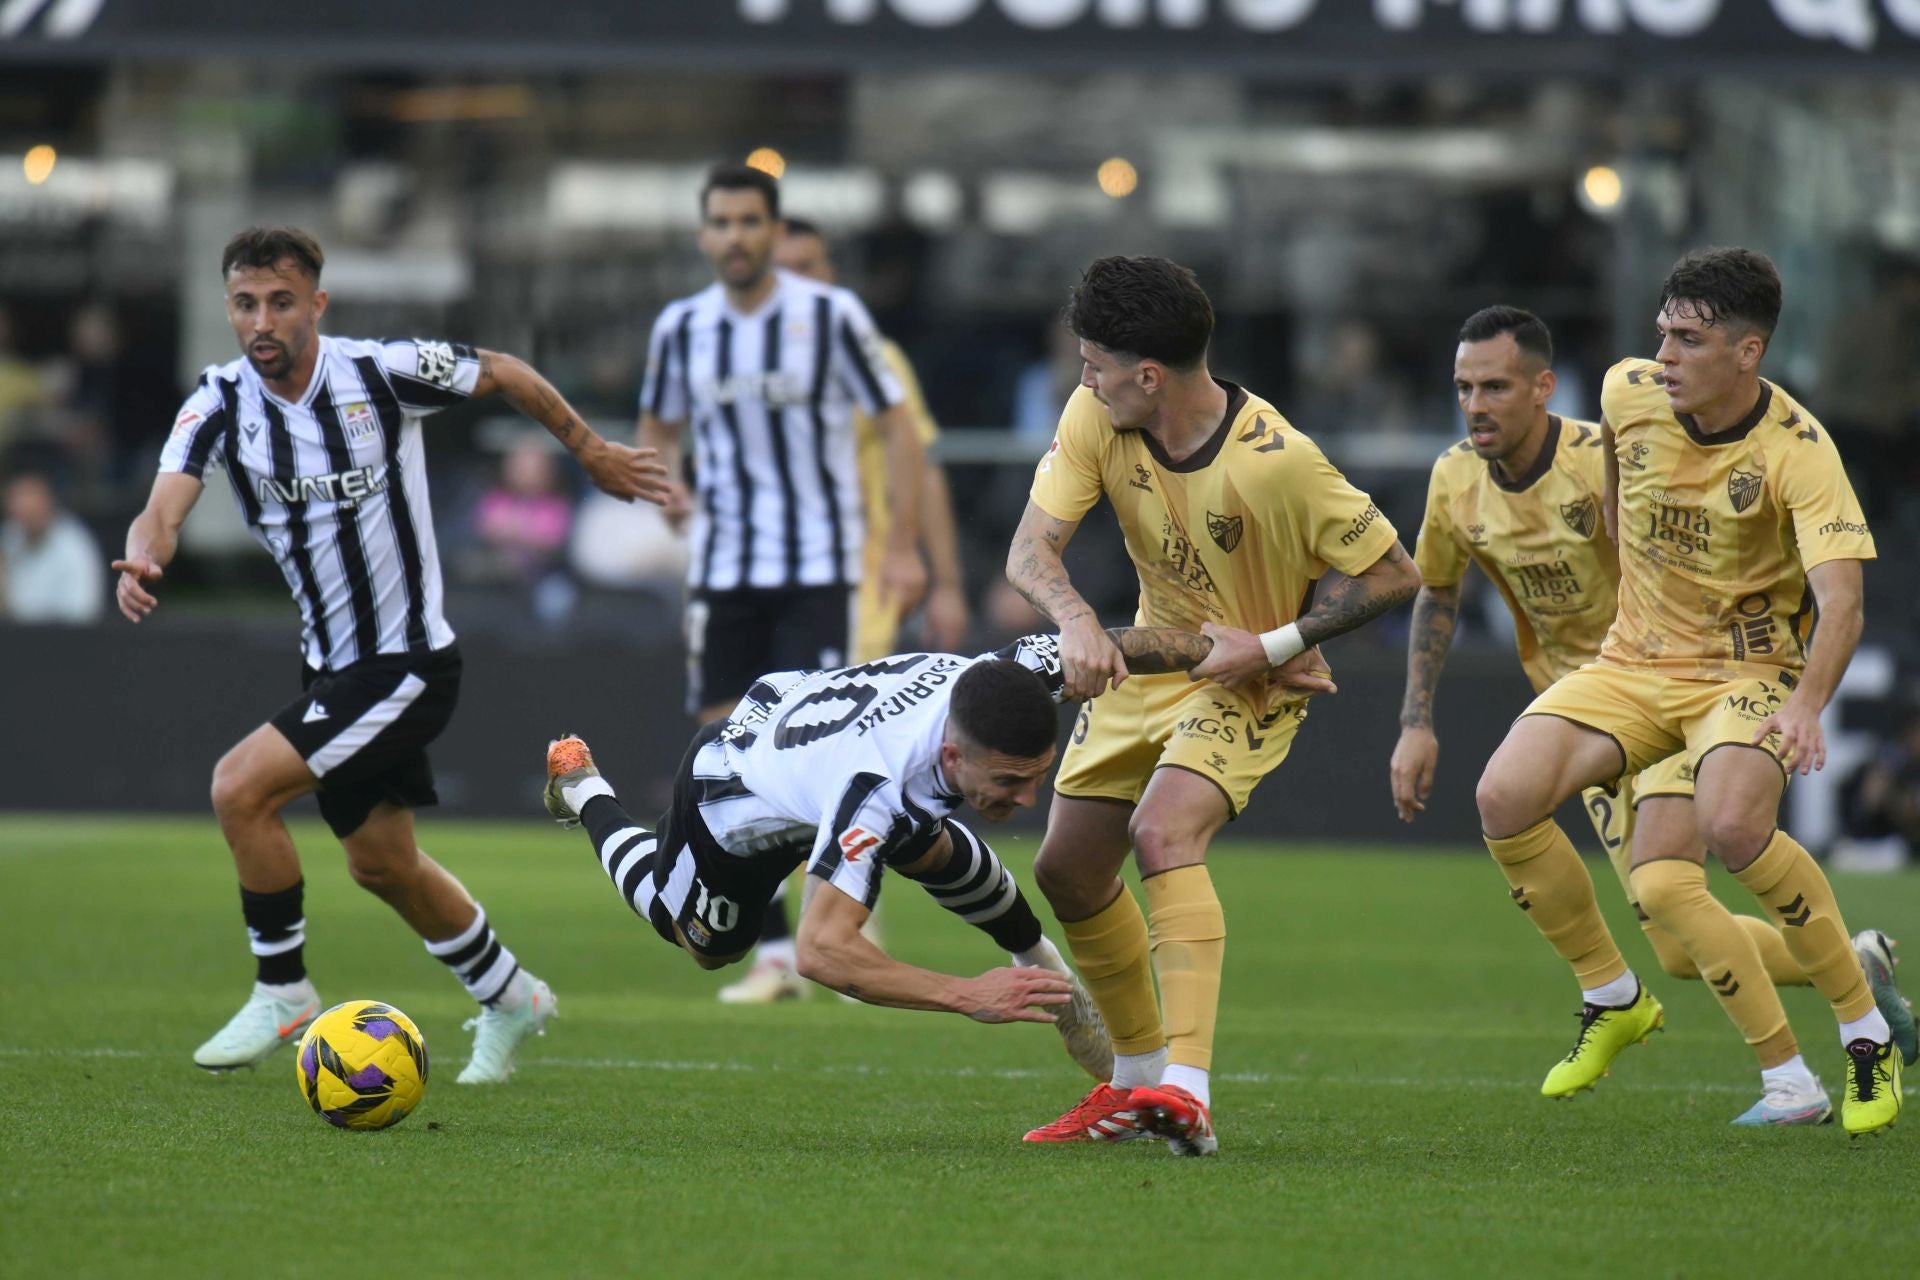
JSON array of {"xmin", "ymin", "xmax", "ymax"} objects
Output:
[
  {"xmin": 1728, "ymin": 468, "xmax": 1764, "ymax": 514},
  {"xmin": 1207, "ymin": 511, "xmax": 1243, "ymax": 553},
  {"xmin": 1560, "ymin": 496, "xmax": 1598, "ymax": 538}
]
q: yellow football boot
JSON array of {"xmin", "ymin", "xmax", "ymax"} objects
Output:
[
  {"xmin": 1541, "ymin": 984, "xmax": 1665, "ymax": 1099},
  {"xmin": 1841, "ymin": 1037, "xmax": 1902, "ymax": 1137}
]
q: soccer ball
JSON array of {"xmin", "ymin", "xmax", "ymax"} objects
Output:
[{"xmin": 295, "ymin": 1000, "xmax": 429, "ymax": 1130}]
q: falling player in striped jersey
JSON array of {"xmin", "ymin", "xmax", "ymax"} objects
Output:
[
  {"xmin": 113, "ymin": 227, "xmax": 669, "ymax": 1082},
  {"xmin": 541, "ymin": 628, "xmax": 1213, "ymax": 1076},
  {"xmin": 1392, "ymin": 305, "xmax": 1911, "ymax": 1123},
  {"xmin": 1474, "ymin": 249, "xmax": 1907, "ymax": 1135}
]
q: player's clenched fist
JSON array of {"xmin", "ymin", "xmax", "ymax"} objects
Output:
[
  {"xmin": 111, "ymin": 557, "xmax": 163, "ymax": 623},
  {"xmin": 1058, "ymin": 614, "xmax": 1127, "ymax": 701},
  {"xmin": 961, "ymin": 966, "xmax": 1072, "ymax": 1025}
]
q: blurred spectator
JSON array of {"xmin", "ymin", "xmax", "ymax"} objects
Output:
[
  {"xmin": 569, "ymin": 490, "xmax": 687, "ymax": 588},
  {"xmin": 1, "ymin": 472, "xmax": 104, "ymax": 623},
  {"xmin": 470, "ymin": 441, "xmax": 573, "ymax": 582},
  {"xmin": 1293, "ymin": 316, "xmax": 1416, "ymax": 435},
  {"xmin": 1832, "ymin": 712, "xmax": 1920, "ymax": 871}
]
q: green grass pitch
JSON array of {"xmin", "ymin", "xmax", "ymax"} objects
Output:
[{"xmin": 3, "ymin": 815, "xmax": 1917, "ymax": 1278}]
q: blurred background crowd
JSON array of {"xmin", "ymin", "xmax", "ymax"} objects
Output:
[{"xmin": 5, "ymin": 5, "xmax": 1920, "ymax": 853}]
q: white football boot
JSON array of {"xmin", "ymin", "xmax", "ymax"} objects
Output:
[
  {"xmin": 193, "ymin": 979, "xmax": 321, "ymax": 1070},
  {"xmin": 1019, "ymin": 936, "xmax": 1114, "ymax": 1082},
  {"xmin": 457, "ymin": 970, "xmax": 557, "ymax": 1084},
  {"xmin": 718, "ymin": 956, "xmax": 809, "ymax": 1004}
]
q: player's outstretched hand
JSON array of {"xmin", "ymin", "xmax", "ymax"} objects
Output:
[
  {"xmin": 1060, "ymin": 614, "xmax": 1127, "ymax": 701},
  {"xmin": 111, "ymin": 557, "xmax": 163, "ymax": 623},
  {"xmin": 1390, "ymin": 725, "xmax": 1438, "ymax": 822},
  {"xmin": 1755, "ymin": 699, "xmax": 1825, "ymax": 776},
  {"xmin": 580, "ymin": 439, "xmax": 673, "ymax": 505},
  {"xmin": 960, "ymin": 966, "xmax": 1072, "ymax": 1025}
]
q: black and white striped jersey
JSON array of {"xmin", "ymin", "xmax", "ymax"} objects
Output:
[
  {"xmin": 159, "ymin": 335, "xmax": 479, "ymax": 672},
  {"xmin": 640, "ymin": 269, "xmax": 904, "ymax": 593},
  {"xmin": 686, "ymin": 634, "xmax": 1066, "ymax": 907}
]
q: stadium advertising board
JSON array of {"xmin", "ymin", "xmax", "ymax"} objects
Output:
[{"xmin": 3, "ymin": 0, "xmax": 1918, "ymax": 71}]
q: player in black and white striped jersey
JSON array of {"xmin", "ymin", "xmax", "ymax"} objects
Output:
[
  {"xmin": 539, "ymin": 626, "xmax": 1218, "ymax": 1080},
  {"xmin": 639, "ymin": 163, "xmax": 929, "ymax": 724},
  {"xmin": 113, "ymin": 226, "xmax": 670, "ymax": 1082}
]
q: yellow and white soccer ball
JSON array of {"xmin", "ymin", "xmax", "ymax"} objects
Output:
[{"xmin": 295, "ymin": 1000, "xmax": 429, "ymax": 1130}]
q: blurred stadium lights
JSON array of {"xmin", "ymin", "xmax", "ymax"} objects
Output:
[
  {"xmin": 22, "ymin": 144, "xmax": 55, "ymax": 185},
  {"xmin": 1096, "ymin": 156, "xmax": 1138, "ymax": 198},
  {"xmin": 901, "ymin": 170, "xmax": 964, "ymax": 230},
  {"xmin": 1578, "ymin": 163, "xmax": 1624, "ymax": 216},
  {"xmin": 383, "ymin": 85, "xmax": 532, "ymax": 123},
  {"xmin": 0, "ymin": 156, "xmax": 171, "ymax": 228},
  {"xmin": 321, "ymin": 248, "xmax": 472, "ymax": 304},
  {"xmin": 548, "ymin": 163, "xmax": 885, "ymax": 232},
  {"xmin": 745, "ymin": 147, "xmax": 788, "ymax": 178},
  {"xmin": 982, "ymin": 171, "xmax": 1128, "ymax": 234}
]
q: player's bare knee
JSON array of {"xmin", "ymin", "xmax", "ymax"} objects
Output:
[
  {"xmin": 1128, "ymin": 812, "xmax": 1204, "ymax": 877},
  {"xmin": 1032, "ymin": 843, "xmax": 1088, "ymax": 910},
  {"xmin": 1700, "ymin": 812, "xmax": 1771, "ymax": 871},
  {"xmin": 1474, "ymin": 764, "xmax": 1539, "ymax": 839},
  {"xmin": 210, "ymin": 752, "xmax": 268, "ymax": 822}
]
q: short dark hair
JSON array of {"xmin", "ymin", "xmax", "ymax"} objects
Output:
[
  {"xmin": 221, "ymin": 227, "xmax": 324, "ymax": 282},
  {"xmin": 1459, "ymin": 305, "xmax": 1553, "ymax": 366},
  {"xmin": 782, "ymin": 215, "xmax": 823, "ymax": 240},
  {"xmin": 1658, "ymin": 247, "xmax": 1782, "ymax": 343},
  {"xmin": 949, "ymin": 660, "xmax": 1058, "ymax": 759},
  {"xmin": 1066, "ymin": 255, "xmax": 1214, "ymax": 371},
  {"xmin": 701, "ymin": 163, "xmax": 780, "ymax": 220}
]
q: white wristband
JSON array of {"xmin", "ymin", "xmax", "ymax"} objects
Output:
[{"xmin": 1258, "ymin": 622, "xmax": 1307, "ymax": 668}]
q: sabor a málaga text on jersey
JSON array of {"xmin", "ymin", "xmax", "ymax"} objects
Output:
[
  {"xmin": 159, "ymin": 336, "xmax": 477, "ymax": 671},
  {"xmin": 1414, "ymin": 415, "xmax": 1618, "ymax": 693},
  {"xmin": 1029, "ymin": 380, "xmax": 1398, "ymax": 709},
  {"xmin": 640, "ymin": 268, "xmax": 905, "ymax": 593},
  {"xmin": 687, "ymin": 635, "xmax": 1065, "ymax": 909},
  {"xmin": 1600, "ymin": 358, "xmax": 1876, "ymax": 682}
]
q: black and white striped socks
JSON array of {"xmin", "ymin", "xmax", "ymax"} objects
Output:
[
  {"xmin": 240, "ymin": 880, "xmax": 307, "ymax": 986},
  {"xmin": 897, "ymin": 820, "xmax": 1043, "ymax": 954},
  {"xmin": 425, "ymin": 907, "xmax": 521, "ymax": 1006}
]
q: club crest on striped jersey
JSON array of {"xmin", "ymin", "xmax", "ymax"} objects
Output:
[
  {"xmin": 343, "ymin": 401, "xmax": 378, "ymax": 443},
  {"xmin": 1560, "ymin": 495, "xmax": 1598, "ymax": 538},
  {"xmin": 1728, "ymin": 467, "xmax": 1764, "ymax": 514}
]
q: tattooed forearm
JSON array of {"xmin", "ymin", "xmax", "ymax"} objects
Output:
[
  {"xmin": 1007, "ymin": 525, "xmax": 1094, "ymax": 627},
  {"xmin": 492, "ymin": 354, "xmax": 596, "ymax": 454},
  {"xmin": 1105, "ymin": 626, "xmax": 1213, "ymax": 674},
  {"xmin": 1297, "ymin": 543, "xmax": 1420, "ymax": 648},
  {"xmin": 1399, "ymin": 583, "xmax": 1460, "ymax": 729}
]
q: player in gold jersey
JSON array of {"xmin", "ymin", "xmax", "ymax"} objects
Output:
[
  {"xmin": 1390, "ymin": 306, "xmax": 1905, "ymax": 1125},
  {"xmin": 1006, "ymin": 256, "xmax": 1420, "ymax": 1154},
  {"xmin": 1475, "ymin": 249, "xmax": 1905, "ymax": 1135}
]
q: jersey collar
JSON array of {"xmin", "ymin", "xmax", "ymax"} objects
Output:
[
  {"xmin": 1488, "ymin": 414, "xmax": 1561, "ymax": 493},
  {"xmin": 1139, "ymin": 378, "xmax": 1248, "ymax": 474},
  {"xmin": 1677, "ymin": 381, "xmax": 1772, "ymax": 446}
]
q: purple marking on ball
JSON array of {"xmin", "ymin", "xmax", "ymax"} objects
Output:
[
  {"xmin": 347, "ymin": 1065, "xmax": 391, "ymax": 1090},
  {"xmin": 322, "ymin": 1109, "xmax": 352, "ymax": 1129},
  {"xmin": 359, "ymin": 1019, "xmax": 400, "ymax": 1041},
  {"xmin": 300, "ymin": 1042, "xmax": 318, "ymax": 1081}
]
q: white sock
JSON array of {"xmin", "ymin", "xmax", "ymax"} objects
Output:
[
  {"xmin": 562, "ymin": 775, "xmax": 615, "ymax": 812},
  {"xmin": 1161, "ymin": 1063, "xmax": 1211, "ymax": 1108},
  {"xmin": 1582, "ymin": 971, "xmax": 1640, "ymax": 1007},
  {"xmin": 1111, "ymin": 1047, "xmax": 1167, "ymax": 1090},
  {"xmin": 1760, "ymin": 1054, "xmax": 1816, "ymax": 1092},
  {"xmin": 757, "ymin": 938, "xmax": 797, "ymax": 969},
  {"xmin": 1012, "ymin": 936, "xmax": 1066, "ymax": 972},
  {"xmin": 257, "ymin": 978, "xmax": 313, "ymax": 999},
  {"xmin": 1839, "ymin": 1007, "xmax": 1891, "ymax": 1047}
]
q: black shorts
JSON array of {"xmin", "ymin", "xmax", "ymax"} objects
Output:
[
  {"xmin": 271, "ymin": 646, "xmax": 461, "ymax": 839},
  {"xmin": 644, "ymin": 723, "xmax": 804, "ymax": 959},
  {"xmin": 685, "ymin": 585, "xmax": 854, "ymax": 716}
]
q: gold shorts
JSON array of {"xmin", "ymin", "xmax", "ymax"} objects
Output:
[
  {"xmin": 1052, "ymin": 673, "xmax": 1308, "ymax": 816},
  {"xmin": 1580, "ymin": 752, "xmax": 1694, "ymax": 909},
  {"xmin": 1523, "ymin": 661, "xmax": 1791, "ymax": 778},
  {"xmin": 851, "ymin": 573, "xmax": 900, "ymax": 665}
]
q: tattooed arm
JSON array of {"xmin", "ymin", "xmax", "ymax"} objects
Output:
[
  {"xmin": 473, "ymin": 349, "xmax": 670, "ymax": 504},
  {"xmin": 1189, "ymin": 541, "xmax": 1422, "ymax": 688},
  {"xmin": 1105, "ymin": 626, "xmax": 1214, "ymax": 675},
  {"xmin": 1389, "ymin": 581, "xmax": 1461, "ymax": 821},
  {"xmin": 1006, "ymin": 501, "xmax": 1126, "ymax": 700}
]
